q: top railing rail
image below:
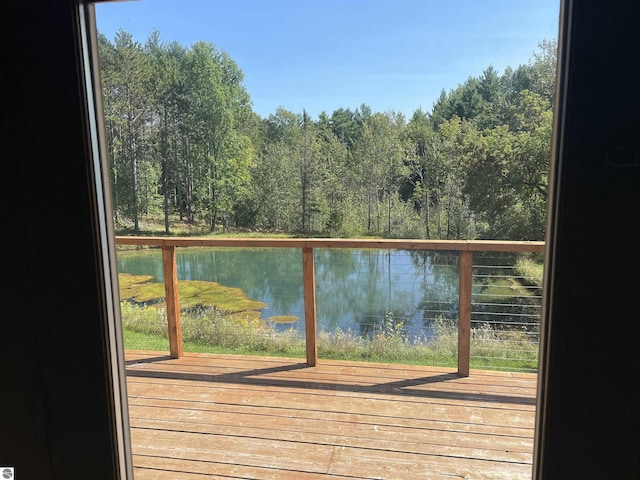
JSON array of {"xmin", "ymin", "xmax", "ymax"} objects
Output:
[
  {"xmin": 114, "ymin": 236, "xmax": 545, "ymax": 375},
  {"xmin": 115, "ymin": 236, "xmax": 545, "ymax": 252}
]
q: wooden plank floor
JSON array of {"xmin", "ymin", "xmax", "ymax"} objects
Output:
[{"xmin": 125, "ymin": 351, "xmax": 537, "ymax": 480}]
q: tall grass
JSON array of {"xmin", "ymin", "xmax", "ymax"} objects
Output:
[
  {"xmin": 120, "ymin": 302, "xmax": 305, "ymax": 357},
  {"xmin": 120, "ymin": 302, "xmax": 538, "ymax": 371},
  {"xmin": 515, "ymin": 256, "xmax": 545, "ymax": 287}
]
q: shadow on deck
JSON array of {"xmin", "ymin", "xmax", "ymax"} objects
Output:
[{"xmin": 125, "ymin": 350, "xmax": 537, "ymax": 480}]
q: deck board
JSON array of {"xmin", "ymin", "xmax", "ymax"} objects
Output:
[{"xmin": 125, "ymin": 351, "xmax": 537, "ymax": 479}]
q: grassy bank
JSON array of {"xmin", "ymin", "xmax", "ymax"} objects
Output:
[
  {"xmin": 120, "ymin": 302, "xmax": 539, "ymax": 372},
  {"xmin": 114, "ymin": 213, "xmax": 349, "ymax": 239}
]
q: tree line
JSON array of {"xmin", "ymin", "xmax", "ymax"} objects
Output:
[{"xmin": 99, "ymin": 30, "xmax": 555, "ymax": 240}]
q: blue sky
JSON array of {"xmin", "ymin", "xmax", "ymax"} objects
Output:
[{"xmin": 95, "ymin": 0, "xmax": 560, "ymax": 119}]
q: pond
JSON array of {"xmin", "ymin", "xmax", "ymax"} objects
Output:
[{"xmin": 117, "ymin": 248, "xmax": 461, "ymax": 340}]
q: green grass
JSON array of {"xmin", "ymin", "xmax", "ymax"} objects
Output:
[
  {"xmin": 114, "ymin": 213, "xmax": 391, "ymax": 241},
  {"xmin": 115, "ymin": 213, "xmax": 299, "ymax": 239},
  {"xmin": 120, "ymin": 303, "xmax": 538, "ymax": 372},
  {"xmin": 473, "ymin": 277, "xmax": 534, "ymax": 303},
  {"xmin": 515, "ymin": 256, "xmax": 545, "ymax": 287},
  {"xmin": 121, "ymin": 301, "xmax": 306, "ymax": 357},
  {"xmin": 123, "ymin": 328, "xmax": 304, "ymax": 357},
  {"xmin": 122, "ymin": 329, "xmax": 170, "ymax": 351}
]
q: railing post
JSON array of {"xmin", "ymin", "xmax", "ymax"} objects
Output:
[
  {"xmin": 302, "ymin": 247, "xmax": 318, "ymax": 367},
  {"xmin": 458, "ymin": 250, "xmax": 473, "ymax": 377},
  {"xmin": 162, "ymin": 245, "xmax": 183, "ymax": 359}
]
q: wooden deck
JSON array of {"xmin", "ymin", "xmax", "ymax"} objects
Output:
[{"xmin": 125, "ymin": 351, "xmax": 538, "ymax": 480}]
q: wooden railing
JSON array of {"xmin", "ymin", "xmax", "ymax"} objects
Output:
[{"xmin": 115, "ymin": 237, "xmax": 545, "ymax": 376}]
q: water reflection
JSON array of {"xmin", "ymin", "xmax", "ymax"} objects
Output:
[{"xmin": 116, "ymin": 248, "xmax": 459, "ymax": 339}]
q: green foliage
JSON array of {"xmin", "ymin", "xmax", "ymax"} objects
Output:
[
  {"xmin": 474, "ymin": 277, "xmax": 532, "ymax": 304},
  {"xmin": 515, "ymin": 256, "xmax": 545, "ymax": 287},
  {"xmin": 100, "ymin": 30, "xmax": 160, "ymax": 232},
  {"xmin": 121, "ymin": 302, "xmax": 538, "ymax": 371},
  {"xmin": 100, "ymin": 30, "xmax": 555, "ymax": 242},
  {"xmin": 100, "ymin": 31, "xmax": 255, "ymax": 232},
  {"xmin": 120, "ymin": 302, "xmax": 304, "ymax": 355},
  {"xmin": 461, "ymin": 90, "xmax": 552, "ymax": 239}
]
